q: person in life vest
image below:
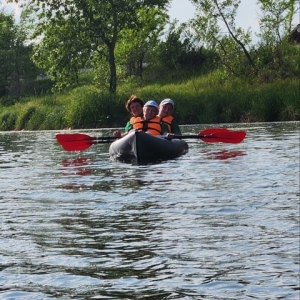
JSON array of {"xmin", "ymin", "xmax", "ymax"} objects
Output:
[
  {"xmin": 131, "ymin": 100, "xmax": 169, "ymax": 136},
  {"xmin": 158, "ymin": 98, "xmax": 181, "ymax": 135},
  {"xmin": 115, "ymin": 100, "xmax": 168, "ymax": 137},
  {"xmin": 113, "ymin": 94, "xmax": 144, "ymax": 138}
]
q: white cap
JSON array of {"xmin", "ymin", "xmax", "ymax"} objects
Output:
[
  {"xmin": 160, "ymin": 98, "xmax": 174, "ymax": 108},
  {"xmin": 144, "ymin": 100, "xmax": 159, "ymax": 109}
]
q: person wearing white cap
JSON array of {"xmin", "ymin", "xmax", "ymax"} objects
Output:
[
  {"xmin": 115, "ymin": 100, "xmax": 168, "ymax": 137},
  {"xmin": 135, "ymin": 100, "xmax": 168, "ymax": 135},
  {"xmin": 143, "ymin": 100, "xmax": 159, "ymax": 120},
  {"xmin": 158, "ymin": 98, "xmax": 181, "ymax": 135}
]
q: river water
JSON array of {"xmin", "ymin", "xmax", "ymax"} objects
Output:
[{"xmin": 0, "ymin": 122, "xmax": 299, "ymax": 299}]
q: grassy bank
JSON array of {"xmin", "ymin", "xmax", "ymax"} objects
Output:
[{"xmin": 0, "ymin": 72, "xmax": 299, "ymax": 131}]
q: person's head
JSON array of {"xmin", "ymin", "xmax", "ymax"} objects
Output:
[
  {"xmin": 125, "ymin": 94, "xmax": 144, "ymax": 117},
  {"xmin": 143, "ymin": 100, "xmax": 159, "ymax": 120},
  {"xmin": 158, "ymin": 98, "xmax": 175, "ymax": 118}
]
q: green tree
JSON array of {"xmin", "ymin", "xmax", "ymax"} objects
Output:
[
  {"xmin": 254, "ymin": 0, "xmax": 299, "ymax": 80},
  {"xmin": 0, "ymin": 12, "xmax": 14, "ymax": 96},
  {"xmin": 116, "ymin": 7, "xmax": 168, "ymax": 78},
  {"xmin": 11, "ymin": 0, "xmax": 171, "ymax": 93},
  {"xmin": 0, "ymin": 10, "xmax": 39, "ymax": 97},
  {"xmin": 145, "ymin": 20, "xmax": 197, "ymax": 76},
  {"xmin": 190, "ymin": 0, "xmax": 254, "ymax": 75},
  {"xmin": 258, "ymin": 0, "xmax": 297, "ymax": 45}
]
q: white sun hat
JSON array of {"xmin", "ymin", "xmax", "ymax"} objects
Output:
[
  {"xmin": 160, "ymin": 98, "xmax": 174, "ymax": 108},
  {"xmin": 144, "ymin": 100, "xmax": 159, "ymax": 109}
]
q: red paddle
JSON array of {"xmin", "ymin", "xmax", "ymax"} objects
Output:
[
  {"xmin": 56, "ymin": 128, "xmax": 246, "ymax": 151},
  {"xmin": 184, "ymin": 128, "xmax": 246, "ymax": 144},
  {"xmin": 55, "ymin": 133, "xmax": 115, "ymax": 151}
]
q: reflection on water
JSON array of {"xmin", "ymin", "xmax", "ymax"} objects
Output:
[
  {"xmin": 61, "ymin": 157, "xmax": 93, "ymax": 176},
  {"xmin": 0, "ymin": 122, "xmax": 299, "ymax": 299},
  {"xmin": 203, "ymin": 149, "xmax": 247, "ymax": 160}
]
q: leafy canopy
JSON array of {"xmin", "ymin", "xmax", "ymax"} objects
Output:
[{"xmin": 8, "ymin": 0, "xmax": 171, "ymax": 92}]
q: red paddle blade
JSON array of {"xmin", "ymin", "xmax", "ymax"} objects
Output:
[
  {"xmin": 199, "ymin": 130, "xmax": 246, "ymax": 144},
  {"xmin": 56, "ymin": 133, "xmax": 115, "ymax": 151},
  {"xmin": 56, "ymin": 133, "xmax": 96, "ymax": 151},
  {"xmin": 200, "ymin": 128, "xmax": 229, "ymax": 135},
  {"xmin": 56, "ymin": 133, "xmax": 95, "ymax": 142}
]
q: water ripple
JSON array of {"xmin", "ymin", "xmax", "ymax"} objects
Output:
[{"xmin": 0, "ymin": 123, "xmax": 299, "ymax": 299}]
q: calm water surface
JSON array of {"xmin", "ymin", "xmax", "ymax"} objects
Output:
[{"xmin": 0, "ymin": 122, "xmax": 299, "ymax": 299}]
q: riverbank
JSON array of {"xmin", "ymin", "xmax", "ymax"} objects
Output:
[{"xmin": 0, "ymin": 72, "xmax": 299, "ymax": 131}]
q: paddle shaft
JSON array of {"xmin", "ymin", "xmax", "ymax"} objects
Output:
[{"xmin": 56, "ymin": 128, "xmax": 246, "ymax": 151}]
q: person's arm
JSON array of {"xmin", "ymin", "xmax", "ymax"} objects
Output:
[
  {"xmin": 171, "ymin": 119, "xmax": 181, "ymax": 135},
  {"xmin": 161, "ymin": 122, "xmax": 169, "ymax": 135},
  {"xmin": 124, "ymin": 121, "xmax": 133, "ymax": 132},
  {"xmin": 113, "ymin": 121, "xmax": 132, "ymax": 138}
]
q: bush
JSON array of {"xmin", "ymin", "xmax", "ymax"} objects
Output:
[
  {"xmin": 63, "ymin": 86, "xmax": 127, "ymax": 128},
  {"xmin": 15, "ymin": 104, "xmax": 36, "ymax": 130},
  {"xmin": 0, "ymin": 109, "xmax": 17, "ymax": 130}
]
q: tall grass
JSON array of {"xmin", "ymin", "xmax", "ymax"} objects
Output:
[
  {"xmin": 0, "ymin": 96, "xmax": 65, "ymax": 130},
  {"xmin": 133, "ymin": 73, "xmax": 299, "ymax": 124},
  {"xmin": 63, "ymin": 85, "xmax": 129, "ymax": 129},
  {"xmin": 0, "ymin": 72, "xmax": 299, "ymax": 131}
]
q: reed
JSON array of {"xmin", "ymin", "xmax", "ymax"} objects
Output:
[
  {"xmin": 0, "ymin": 109, "xmax": 18, "ymax": 131},
  {"xmin": 62, "ymin": 85, "xmax": 128, "ymax": 129},
  {"xmin": 0, "ymin": 72, "xmax": 299, "ymax": 131}
]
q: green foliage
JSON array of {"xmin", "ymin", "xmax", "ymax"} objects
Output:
[
  {"xmin": 26, "ymin": 105, "xmax": 65, "ymax": 130},
  {"xmin": 32, "ymin": 16, "xmax": 90, "ymax": 91},
  {"xmin": 150, "ymin": 21, "xmax": 189, "ymax": 70},
  {"xmin": 0, "ymin": 13, "xmax": 15, "ymax": 96},
  {"xmin": 0, "ymin": 11, "xmax": 41, "ymax": 97},
  {"xmin": 0, "ymin": 108, "xmax": 17, "ymax": 130},
  {"xmin": 63, "ymin": 86, "xmax": 127, "ymax": 128},
  {"xmin": 28, "ymin": 0, "xmax": 171, "ymax": 93},
  {"xmin": 0, "ymin": 93, "xmax": 66, "ymax": 130},
  {"xmin": 2, "ymin": 0, "xmax": 299, "ymax": 129},
  {"xmin": 90, "ymin": 51, "xmax": 112, "ymax": 90},
  {"xmin": 190, "ymin": 0, "xmax": 255, "ymax": 77},
  {"xmin": 252, "ymin": 40, "xmax": 300, "ymax": 83},
  {"xmin": 248, "ymin": 79, "xmax": 300, "ymax": 122},
  {"xmin": 116, "ymin": 7, "xmax": 168, "ymax": 78},
  {"xmin": 136, "ymin": 72, "xmax": 299, "ymax": 124},
  {"xmin": 0, "ymin": 95, "xmax": 17, "ymax": 106},
  {"xmin": 15, "ymin": 103, "xmax": 37, "ymax": 130},
  {"xmin": 257, "ymin": 0, "xmax": 297, "ymax": 45},
  {"xmin": 190, "ymin": 0, "xmax": 298, "ymax": 81},
  {"xmin": 0, "ymin": 70, "xmax": 299, "ymax": 131}
]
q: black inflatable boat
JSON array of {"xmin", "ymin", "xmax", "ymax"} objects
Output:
[{"xmin": 109, "ymin": 130, "xmax": 188, "ymax": 163}]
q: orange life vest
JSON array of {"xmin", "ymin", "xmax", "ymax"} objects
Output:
[
  {"xmin": 161, "ymin": 115, "xmax": 174, "ymax": 132},
  {"xmin": 132, "ymin": 116, "xmax": 163, "ymax": 135},
  {"xmin": 129, "ymin": 116, "xmax": 140, "ymax": 125}
]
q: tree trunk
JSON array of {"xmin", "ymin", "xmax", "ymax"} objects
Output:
[
  {"xmin": 108, "ymin": 42, "xmax": 117, "ymax": 93},
  {"xmin": 215, "ymin": 0, "xmax": 255, "ymax": 67}
]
